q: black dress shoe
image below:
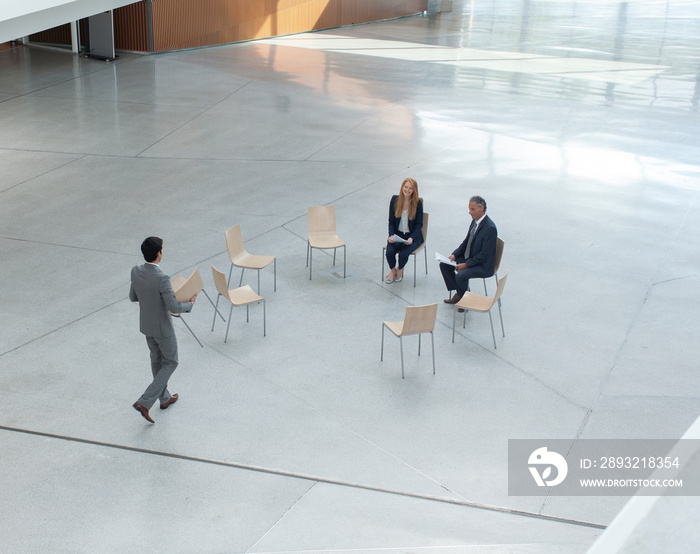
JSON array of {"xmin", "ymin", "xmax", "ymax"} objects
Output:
[
  {"xmin": 160, "ymin": 393, "xmax": 179, "ymax": 410},
  {"xmin": 444, "ymin": 294, "xmax": 461, "ymax": 305},
  {"xmin": 133, "ymin": 402, "xmax": 154, "ymax": 423}
]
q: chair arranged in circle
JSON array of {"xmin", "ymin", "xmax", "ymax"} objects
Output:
[
  {"xmin": 452, "ymin": 271, "xmax": 508, "ymax": 348},
  {"xmin": 211, "ymin": 265, "xmax": 266, "ymax": 342},
  {"xmin": 381, "ymin": 303, "xmax": 438, "ymax": 379},
  {"xmin": 225, "ymin": 224, "xmax": 276, "ymax": 294},
  {"xmin": 307, "ymin": 205, "xmax": 346, "ymax": 280}
]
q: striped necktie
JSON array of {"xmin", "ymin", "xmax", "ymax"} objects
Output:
[{"xmin": 465, "ymin": 221, "xmax": 477, "ymax": 258}]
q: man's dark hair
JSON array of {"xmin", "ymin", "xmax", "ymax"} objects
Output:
[
  {"xmin": 141, "ymin": 236, "xmax": 163, "ymax": 262},
  {"xmin": 470, "ymin": 195, "xmax": 487, "ymax": 211}
]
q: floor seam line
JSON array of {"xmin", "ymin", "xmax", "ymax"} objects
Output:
[
  {"xmin": 246, "ymin": 482, "xmax": 320, "ymax": 553},
  {"xmin": 0, "ymin": 424, "xmax": 606, "ymax": 530}
]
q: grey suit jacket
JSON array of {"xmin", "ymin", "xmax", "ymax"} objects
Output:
[{"xmin": 129, "ymin": 263, "xmax": 193, "ymax": 338}]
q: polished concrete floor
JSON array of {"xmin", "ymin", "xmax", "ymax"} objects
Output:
[{"xmin": 1, "ymin": 0, "xmax": 699, "ymax": 552}]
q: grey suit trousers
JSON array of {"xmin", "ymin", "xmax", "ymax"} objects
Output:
[{"xmin": 137, "ymin": 334, "xmax": 178, "ymax": 409}]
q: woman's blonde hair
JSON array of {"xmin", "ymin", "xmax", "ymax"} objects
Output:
[{"xmin": 394, "ymin": 177, "xmax": 420, "ymax": 220}]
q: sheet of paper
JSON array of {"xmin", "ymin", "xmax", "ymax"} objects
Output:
[
  {"xmin": 390, "ymin": 234, "xmax": 407, "ymax": 243},
  {"xmin": 435, "ymin": 252, "xmax": 457, "ymax": 266}
]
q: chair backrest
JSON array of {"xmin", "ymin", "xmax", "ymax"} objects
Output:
[
  {"xmin": 171, "ymin": 274, "xmax": 186, "ymax": 292},
  {"xmin": 225, "ymin": 225, "xmax": 247, "ymax": 263},
  {"xmin": 172, "ymin": 268, "xmax": 204, "ymax": 302},
  {"xmin": 211, "ymin": 265, "xmax": 230, "ymax": 299},
  {"xmin": 494, "ymin": 237, "xmax": 504, "ymax": 274},
  {"xmin": 308, "ymin": 206, "xmax": 337, "ymax": 236},
  {"xmin": 402, "ymin": 303, "xmax": 438, "ymax": 336},
  {"xmin": 421, "ymin": 212, "xmax": 429, "ymax": 243},
  {"xmin": 493, "ymin": 271, "xmax": 508, "ymax": 303}
]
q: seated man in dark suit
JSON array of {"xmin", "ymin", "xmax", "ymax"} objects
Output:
[{"xmin": 440, "ymin": 195, "xmax": 497, "ymax": 304}]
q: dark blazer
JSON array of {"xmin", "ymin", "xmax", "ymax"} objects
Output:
[
  {"xmin": 453, "ymin": 214, "xmax": 497, "ymax": 277},
  {"xmin": 388, "ymin": 195, "xmax": 424, "ymax": 246},
  {"xmin": 129, "ymin": 263, "xmax": 193, "ymax": 338}
]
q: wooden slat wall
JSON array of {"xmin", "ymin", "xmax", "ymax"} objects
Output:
[
  {"xmin": 152, "ymin": 0, "xmax": 427, "ymax": 52},
  {"xmin": 25, "ymin": 0, "xmax": 427, "ymax": 53},
  {"xmin": 114, "ymin": 2, "xmax": 149, "ymax": 51},
  {"xmin": 30, "ymin": 24, "xmax": 72, "ymax": 46},
  {"xmin": 28, "ymin": 6, "xmax": 147, "ymax": 52}
]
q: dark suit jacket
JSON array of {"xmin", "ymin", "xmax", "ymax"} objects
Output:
[
  {"xmin": 129, "ymin": 263, "xmax": 193, "ymax": 338},
  {"xmin": 453, "ymin": 214, "xmax": 497, "ymax": 277},
  {"xmin": 388, "ymin": 196, "xmax": 424, "ymax": 246}
]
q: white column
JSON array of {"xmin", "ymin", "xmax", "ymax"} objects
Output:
[{"xmin": 70, "ymin": 20, "xmax": 78, "ymax": 53}]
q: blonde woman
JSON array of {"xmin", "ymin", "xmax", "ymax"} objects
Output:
[{"xmin": 385, "ymin": 177, "xmax": 424, "ymax": 283}]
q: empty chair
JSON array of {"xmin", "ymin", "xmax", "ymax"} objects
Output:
[
  {"xmin": 452, "ymin": 271, "xmax": 508, "ymax": 348},
  {"xmin": 170, "ymin": 267, "xmax": 224, "ymax": 348},
  {"xmin": 211, "ymin": 265, "xmax": 266, "ymax": 342},
  {"xmin": 225, "ymin": 224, "xmax": 276, "ymax": 294},
  {"xmin": 381, "ymin": 212, "xmax": 429, "ymax": 288},
  {"xmin": 381, "ymin": 303, "xmax": 438, "ymax": 379},
  {"xmin": 307, "ymin": 206, "xmax": 346, "ymax": 280}
]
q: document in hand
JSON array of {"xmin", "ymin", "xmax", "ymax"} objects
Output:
[
  {"xmin": 171, "ymin": 267, "xmax": 204, "ymax": 302},
  {"xmin": 435, "ymin": 252, "xmax": 457, "ymax": 266},
  {"xmin": 390, "ymin": 234, "xmax": 407, "ymax": 243}
]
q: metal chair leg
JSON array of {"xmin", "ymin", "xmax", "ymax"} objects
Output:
[
  {"xmin": 224, "ymin": 304, "xmax": 234, "ymax": 343},
  {"xmin": 203, "ymin": 290, "xmax": 225, "ymax": 323},
  {"xmin": 309, "ymin": 244, "xmax": 313, "ymax": 280},
  {"xmin": 239, "ymin": 267, "xmax": 245, "ymax": 287},
  {"xmin": 177, "ymin": 315, "xmax": 203, "ymax": 348},
  {"xmin": 418, "ymin": 333, "xmax": 421, "ymax": 356},
  {"xmin": 381, "ymin": 247, "xmax": 386, "ymax": 281},
  {"xmin": 400, "ymin": 336, "xmax": 405, "ymax": 379},
  {"xmin": 227, "ymin": 262, "xmax": 234, "ymax": 287},
  {"xmin": 413, "ymin": 252, "xmax": 417, "ymax": 287},
  {"xmin": 488, "ymin": 310, "xmax": 497, "ymax": 349},
  {"xmin": 380, "ymin": 324, "xmax": 385, "ymax": 361},
  {"xmin": 212, "ymin": 295, "xmax": 221, "ymax": 331},
  {"xmin": 495, "ymin": 272, "xmax": 501, "ymax": 308},
  {"xmin": 262, "ymin": 300, "xmax": 266, "ymax": 337},
  {"xmin": 498, "ymin": 302, "xmax": 505, "ymax": 338},
  {"xmin": 452, "ymin": 307, "xmax": 456, "ymax": 343}
]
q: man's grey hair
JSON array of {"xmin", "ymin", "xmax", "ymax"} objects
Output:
[{"xmin": 470, "ymin": 195, "xmax": 487, "ymax": 211}]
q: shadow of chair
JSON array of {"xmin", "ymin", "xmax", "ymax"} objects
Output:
[
  {"xmin": 225, "ymin": 224, "xmax": 276, "ymax": 294},
  {"xmin": 381, "ymin": 303, "xmax": 438, "ymax": 379},
  {"xmin": 381, "ymin": 212, "xmax": 429, "ymax": 287},
  {"xmin": 171, "ymin": 267, "xmax": 224, "ymax": 348},
  {"xmin": 452, "ymin": 271, "xmax": 508, "ymax": 348},
  {"xmin": 211, "ymin": 265, "xmax": 266, "ymax": 342},
  {"xmin": 307, "ymin": 206, "xmax": 346, "ymax": 280}
]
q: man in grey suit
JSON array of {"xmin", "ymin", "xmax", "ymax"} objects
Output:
[
  {"xmin": 130, "ymin": 236, "xmax": 197, "ymax": 423},
  {"xmin": 440, "ymin": 195, "xmax": 498, "ymax": 304}
]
